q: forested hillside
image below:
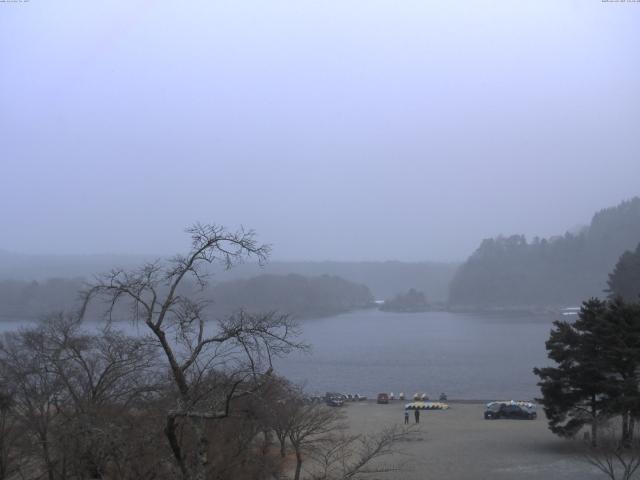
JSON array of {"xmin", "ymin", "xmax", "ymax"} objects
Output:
[
  {"xmin": 210, "ymin": 274, "xmax": 373, "ymax": 319},
  {"xmin": 224, "ymin": 261, "xmax": 458, "ymax": 301},
  {"xmin": 607, "ymin": 242, "xmax": 640, "ymax": 302},
  {"xmin": 449, "ymin": 197, "xmax": 640, "ymax": 308},
  {"xmin": 0, "ymin": 277, "xmax": 85, "ymax": 321}
]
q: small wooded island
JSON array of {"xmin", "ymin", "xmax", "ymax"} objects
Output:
[{"xmin": 380, "ymin": 288, "xmax": 430, "ymax": 312}]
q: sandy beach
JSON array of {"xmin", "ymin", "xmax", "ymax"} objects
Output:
[{"xmin": 342, "ymin": 401, "xmax": 602, "ymax": 480}]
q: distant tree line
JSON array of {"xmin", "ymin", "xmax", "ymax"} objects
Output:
[
  {"xmin": 0, "ymin": 251, "xmax": 459, "ymax": 304},
  {"xmin": 0, "ymin": 277, "xmax": 85, "ymax": 321},
  {"xmin": 210, "ymin": 274, "xmax": 373, "ymax": 319},
  {"xmin": 223, "ymin": 261, "xmax": 458, "ymax": 302},
  {"xmin": 0, "ymin": 274, "xmax": 373, "ymax": 322},
  {"xmin": 449, "ymin": 197, "xmax": 640, "ymax": 308}
]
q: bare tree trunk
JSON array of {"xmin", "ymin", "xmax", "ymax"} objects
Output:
[
  {"xmin": 191, "ymin": 418, "xmax": 209, "ymax": 480},
  {"xmin": 623, "ymin": 411, "xmax": 630, "ymax": 446},
  {"xmin": 293, "ymin": 450, "xmax": 303, "ymax": 480},
  {"xmin": 591, "ymin": 396, "xmax": 598, "ymax": 448},
  {"xmin": 280, "ymin": 438, "xmax": 287, "ymax": 458},
  {"xmin": 0, "ymin": 410, "xmax": 8, "ymax": 480},
  {"xmin": 165, "ymin": 415, "xmax": 188, "ymax": 479},
  {"xmin": 262, "ymin": 430, "xmax": 271, "ymax": 456},
  {"xmin": 42, "ymin": 438, "xmax": 55, "ymax": 480}
]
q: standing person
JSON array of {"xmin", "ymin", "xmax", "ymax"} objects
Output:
[
  {"xmin": 414, "ymin": 408, "xmax": 420, "ymax": 424},
  {"xmin": 404, "ymin": 410, "xmax": 409, "ymax": 424}
]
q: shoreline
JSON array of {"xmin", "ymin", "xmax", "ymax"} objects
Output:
[
  {"xmin": 339, "ymin": 305, "xmax": 565, "ymax": 319},
  {"xmin": 346, "ymin": 398, "xmax": 537, "ymax": 406}
]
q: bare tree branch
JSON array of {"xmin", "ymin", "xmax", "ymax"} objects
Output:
[{"xmin": 78, "ymin": 223, "xmax": 303, "ymax": 480}]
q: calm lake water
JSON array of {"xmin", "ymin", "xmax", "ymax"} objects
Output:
[
  {"xmin": 0, "ymin": 309, "xmax": 558, "ymax": 401},
  {"xmin": 274, "ymin": 309, "xmax": 557, "ymax": 401}
]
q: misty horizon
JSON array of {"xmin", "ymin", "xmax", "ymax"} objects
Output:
[
  {"xmin": 2, "ymin": 1, "xmax": 639, "ymax": 262},
  {"xmin": 0, "ymin": 195, "xmax": 635, "ymax": 262},
  {"xmin": 0, "ymin": 202, "xmax": 630, "ymax": 263}
]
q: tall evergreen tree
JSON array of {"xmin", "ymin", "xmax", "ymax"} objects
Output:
[
  {"xmin": 534, "ymin": 299, "xmax": 612, "ymax": 446},
  {"xmin": 535, "ymin": 297, "xmax": 640, "ymax": 446},
  {"xmin": 598, "ymin": 298, "xmax": 640, "ymax": 445}
]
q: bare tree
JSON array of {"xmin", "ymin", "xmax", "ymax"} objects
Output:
[
  {"xmin": 584, "ymin": 425, "xmax": 640, "ymax": 480},
  {"xmin": 0, "ymin": 314, "xmax": 170, "ymax": 480},
  {"xmin": 287, "ymin": 402, "xmax": 345, "ymax": 480},
  {"xmin": 0, "ymin": 387, "xmax": 22, "ymax": 480},
  {"xmin": 267, "ymin": 381, "xmax": 416, "ymax": 480},
  {"xmin": 308, "ymin": 425, "xmax": 416, "ymax": 480},
  {"xmin": 201, "ymin": 383, "xmax": 283, "ymax": 480},
  {"xmin": 80, "ymin": 224, "xmax": 306, "ymax": 480},
  {"xmin": 0, "ymin": 324, "xmax": 69, "ymax": 480},
  {"xmin": 257, "ymin": 377, "xmax": 302, "ymax": 459},
  {"xmin": 38, "ymin": 313, "xmax": 160, "ymax": 413},
  {"xmin": 40, "ymin": 313, "xmax": 164, "ymax": 479}
]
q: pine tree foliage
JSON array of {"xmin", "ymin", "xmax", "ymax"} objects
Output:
[
  {"xmin": 534, "ymin": 298, "xmax": 640, "ymax": 447},
  {"xmin": 608, "ymin": 243, "xmax": 640, "ymax": 303}
]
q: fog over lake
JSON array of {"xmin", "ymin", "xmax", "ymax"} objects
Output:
[
  {"xmin": 275, "ymin": 310, "xmax": 554, "ymax": 400},
  {"xmin": 1, "ymin": 309, "xmax": 555, "ymax": 401}
]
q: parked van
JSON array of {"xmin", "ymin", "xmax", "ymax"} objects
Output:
[{"xmin": 377, "ymin": 393, "xmax": 389, "ymax": 404}]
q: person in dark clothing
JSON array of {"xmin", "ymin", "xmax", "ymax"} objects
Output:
[
  {"xmin": 414, "ymin": 408, "xmax": 420, "ymax": 424},
  {"xmin": 404, "ymin": 410, "xmax": 409, "ymax": 424}
]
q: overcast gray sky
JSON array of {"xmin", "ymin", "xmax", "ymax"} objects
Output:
[{"xmin": 1, "ymin": 1, "xmax": 639, "ymax": 261}]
